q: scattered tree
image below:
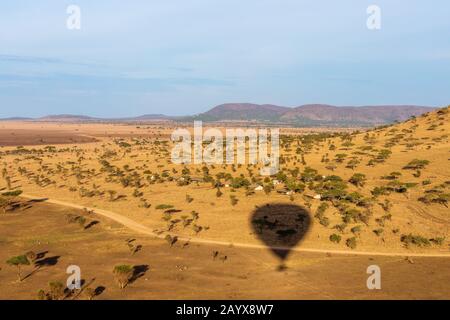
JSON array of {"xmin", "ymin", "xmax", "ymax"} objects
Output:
[
  {"xmin": 6, "ymin": 255, "xmax": 30, "ymax": 281},
  {"xmin": 113, "ymin": 265, "xmax": 133, "ymax": 289}
]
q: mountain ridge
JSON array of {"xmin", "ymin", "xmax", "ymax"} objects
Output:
[
  {"xmin": 193, "ymin": 103, "xmax": 436, "ymax": 126},
  {"xmin": 0, "ymin": 103, "xmax": 438, "ymax": 127}
]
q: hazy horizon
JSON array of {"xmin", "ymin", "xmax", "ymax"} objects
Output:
[
  {"xmin": 0, "ymin": 103, "xmax": 440, "ymax": 119},
  {"xmin": 1, "ymin": 1, "xmax": 449, "ymax": 118}
]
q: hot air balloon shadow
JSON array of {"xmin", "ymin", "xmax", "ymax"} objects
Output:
[{"xmin": 250, "ymin": 203, "xmax": 311, "ymax": 270}]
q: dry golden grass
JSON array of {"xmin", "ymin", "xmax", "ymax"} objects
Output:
[
  {"xmin": 0, "ymin": 199, "xmax": 449, "ymax": 299},
  {"xmin": 0, "ymin": 107, "xmax": 449, "ymax": 255}
]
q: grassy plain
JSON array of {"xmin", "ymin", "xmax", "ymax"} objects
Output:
[{"xmin": 0, "ymin": 107, "xmax": 449, "ymax": 299}]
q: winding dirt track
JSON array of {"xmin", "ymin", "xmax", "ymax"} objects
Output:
[{"xmin": 21, "ymin": 193, "xmax": 450, "ymax": 258}]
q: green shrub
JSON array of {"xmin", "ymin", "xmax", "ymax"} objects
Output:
[
  {"xmin": 285, "ymin": 178, "xmax": 305, "ymax": 192},
  {"xmin": 230, "ymin": 177, "xmax": 250, "ymax": 189},
  {"xmin": 430, "ymin": 237, "xmax": 445, "ymax": 246},
  {"xmin": 403, "ymin": 159, "xmax": 430, "ymax": 170},
  {"xmin": 319, "ymin": 216, "xmax": 330, "ymax": 227},
  {"xmin": 373, "ymin": 228, "xmax": 384, "ymax": 236},
  {"xmin": 300, "ymin": 167, "xmax": 319, "ymax": 182},
  {"xmin": 1, "ymin": 190, "xmax": 23, "ymax": 197},
  {"xmin": 349, "ymin": 173, "xmax": 366, "ymax": 187},
  {"xmin": 334, "ymin": 223, "xmax": 347, "ymax": 233},
  {"xmin": 316, "ymin": 176, "xmax": 348, "ymax": 200},
  {"xmin": 351, "ymin": 226, "xmax": 361, "ymax": 235},
  {"xmin": 371, "ymin": 186, "xmax": 390, "ymax": 197},
  {"xmin": 375, "ymin": 149, "xmax": 392, "ymax": 162},
  {"xmin": 418, "ymin": 193, "xmax": 449, "ymax": 206},
  {"xmin": 400, "ymin": 234, "xmax": 430, "ymax": 247},
  {"xmin": 381, "ymin": 172, "xmax": 402, "ymax": 180},
  {"xmin": 346, "ymin": 237, "xmax": 357, "ymax": 249},
  {"xmin": 329, "ymin": 234, "xmax": 341, "ymax": 244},
  {"xmin": 156, "ymin": 204, "xmax": 174, "ymax": 210}
]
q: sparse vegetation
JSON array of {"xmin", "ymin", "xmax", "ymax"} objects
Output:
[
  {"xmin": 6, "ymin": 255, "xmax": 30, "ymax": 281},
  {"xmin": 346, "ymin": 237, "xmax": 357, "ymax": 249},
  {"xmin": 401, "ymin": 234, "xmax": 430, "ymax": 248},
  {"xmin": 0, "ymin": 105, "xmax": 449, "ymax": 299},
  {"xmin": 403, "ymin": 159, "xmax": 430, "ymax": 170},
  {"xmin": 113, "ymin": 265, "xmax": 133, "ymax": 289},
  {"xmin": 329, "ymin": 234, "xmax": 341, "ymax": 244}
]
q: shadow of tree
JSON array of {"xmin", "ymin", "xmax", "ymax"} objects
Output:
[
  {"xmin": 84, "ymin": 220, "xmax": 100, "ymax": 230},
  {"xmin": 27, "ymin": 198, "xmax": 48, "ymax": 203},
  {"xmin": 94, "ymin": 286, "xmax": 106, "ymax": 297},
  {"xmin": 129, "ymin": 265, "xmax": 149, "ymax": 284},
  {"xmin": 22, "ymin": 251, "xmax": 55, "ymax": 280},
  {"xmin": 35, "ymin": 256, "xmax": 60, "ymax": 268}
]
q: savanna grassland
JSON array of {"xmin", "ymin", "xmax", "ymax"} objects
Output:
[
  {"xmin": 1, "ymin": 199, "xmax": 449, "ymax": 300},
  {"xmin": 0, "ymin": 106, "xmax": 449, "ymax": 299}
]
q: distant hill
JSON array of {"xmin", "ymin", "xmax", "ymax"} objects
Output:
[
  {"xmin": 0, "ymin": 117, "xmax": 33, "ymax": 121},
  {"xmin": 1, "ymin": 104, "xmax": 437, "ymax": 127},
  {"xmin": 192, "ymin": 103, "xmax": 435, "ymax": 126},
  {"xmin": 279, "ymin": 104, "xmax": 435, "ymax": 126},
  {"xmin": 195, "ymin": 103, "xmax": 290, "ymax": 122},
  {"xmin": 130, "ymin": 114, "xmax": 174, "ymax": 121},
  {"xmin": 38, "ymin": 114, "xmax": 98, "ymax": 122}
]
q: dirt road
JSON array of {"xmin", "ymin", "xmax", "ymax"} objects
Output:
[{"xmin": 21, "ymin": 193, "xmax": 450, "ymax": 258}]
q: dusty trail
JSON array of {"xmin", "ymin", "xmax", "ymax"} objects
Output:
[{"xmin": 21, "ymin": 193, "xmax": 450, "ymax": 258}]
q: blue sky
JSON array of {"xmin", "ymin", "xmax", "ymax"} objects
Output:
[{"xmin": 0, "ymin": 0, "xmax": 449, "ymax": 117}]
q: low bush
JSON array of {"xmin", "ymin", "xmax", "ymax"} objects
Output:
[
  {"xmin": 329, "ymin": 234, "xmax": 341, "ymax": 244},
  {"xmin": 346, "ymin": 237, "xmax": 357, "ymax": 249},
  {"xmin": 1, "ymin": 190, "xmax": 23, "ymax": 197},
  {"xmin": 400, "ymin": 234, "xmax": 430, "ymax": 247},
  {"xmin": 156, "ymin": 204, "xmax": 174, "ymax": 210},
  {"xmin": 403, "ymin": 159, "xmax": 430, "ymax": 170}
]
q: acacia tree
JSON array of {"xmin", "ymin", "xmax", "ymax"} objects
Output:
[
  {"xmin": 7, "ymin": 255, "xmax": 30, "ymax": 281},
  {"xmin": 113, "ymin": 265, "xmax": 133, "ymax": 289},
  {"xmin": 403, "ymin": 159, "xmax": 430, "ymax": 170},
  {"xmin": 107, "ymin": 190, "xmax": 117, "ymax": 201},
  {"xmin": 349, "ymin": 173, "xmax": 367, "ymax": 187}
]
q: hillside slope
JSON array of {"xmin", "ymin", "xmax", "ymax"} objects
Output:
[{"xmin": 280, "ymin": 104, "xmax": 433, "ymax": 126}]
